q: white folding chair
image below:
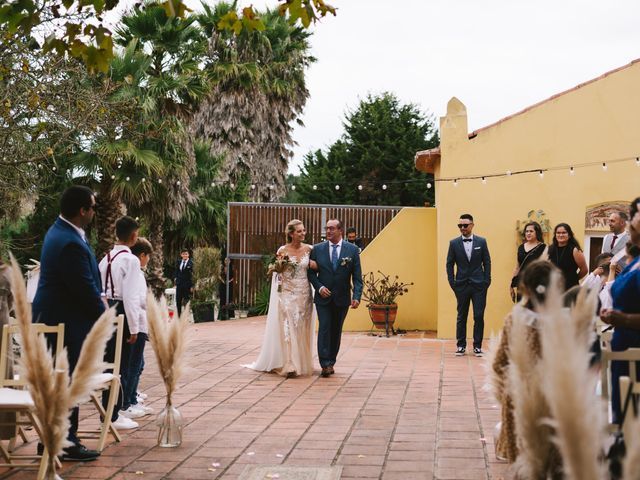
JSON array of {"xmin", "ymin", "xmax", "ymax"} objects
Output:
[
  {"xmin": 0, "ymin": 323, "xmax": 63, "ymax": 480},
  {"xmin": 77, "ymin": 314, "xmax": 124, "ymax": 451}
]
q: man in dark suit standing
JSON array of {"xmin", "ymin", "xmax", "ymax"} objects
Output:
[
  {"xmin": 32, "ymin": 185, "xmax": 105, "ymax": 461},
  {"xmin": 175, "ymin": 248, "xmax": 193, "ymax": 316},
  {"xmin": 308, "ymin": 219, "xmax": 363, "ymax": 377},
  {"xmin": 446, "ymin": 213, "xmax": 491, "ymax": 357}
]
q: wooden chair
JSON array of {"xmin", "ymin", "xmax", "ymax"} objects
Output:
[
  {"xmin": 618, "ymin": 376, "xmax": 640, "ymax": 440},
  {"xmin": 0, "ymin": 323, "xmax": 64, "ymax": 480},
  {"xmin": 77, "ymin": 314, "xmax": 124, "ymax": 451}
]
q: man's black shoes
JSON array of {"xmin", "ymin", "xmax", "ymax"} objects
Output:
[{"xmin": 37, "ymin": 442, "xmax": 100, "ymax": 462}]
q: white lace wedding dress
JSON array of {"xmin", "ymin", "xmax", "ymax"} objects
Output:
[{"xmin": 244, "ymin": 251, "xmax": 314, "ymax": 376}]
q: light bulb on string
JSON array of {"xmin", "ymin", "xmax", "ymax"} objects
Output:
[
  {"xmin": 250, "ymin": 184, "xmax": 256, "ymax": 190},
  {"xmin": 538, "ymin": 170, "xmax": 544, "ymax": 179},
  {"xmin": 291, "ymin": 185, "xmax": 296, "ymax": 191},
  {"xmin": 125, "ymin": 176, "xmax": 130, "ymax": 181},
  {"xmin": 636, "ymin": 157, "xmax": 640, "ymax": 167},
  {"xmin": 312, "ymin": 185, "xmax": 317, "ymax": 190},
  {"xmin": 269, "ymin": 185, "xmax": 274, "ymax": 190},
  {"xmin": 211, "ymin": 182, "xmax": 215, "ymax": 187},
  {"xmin": 426, "ymin": 182, "xmax": 432, "ymax": 189},
  {"xmin": 230, "ymin": 183, "xmax": 235, "ymax": 189},
  {"xmin": 141, "ymin": 178, "xmax": 146, "ymax": 183},
  {"xmin": 158, "ymin": 178, "xmax": 162, "ymax": 184},
  {"xmin": 602, "ymin": 162, "xmax": 608, "ymax": 172},
  {"xmin": 453, "ymin": 179, "xmax": 458, "ymax": 187},
  {"xmin": 335, "ymin": 185, "xmax": 340, "ymax": 190},
  {"xmin": 506, "ymin": 170, "xmax": 512, "ymax": 176},
  {"xmin": 570, "ymin": 167, "xmax": 575, "ymax": 176},
  {"xmin": 357, "ymin": 185, "xmax": 363, "ymax": 191},
  {"xmin": 382, "ymin": 184, "xmax": 387, "ymax": 190},
  {"xmin": 481, "ymin": 177, "xmax": 487, "ymax": 185},
  {"xmin": 111, "ymin": 175, "xmax": 115, "ymax": 180},
  {"xmin": 176, "ymin": 180, "xmax": 181, "ymax": 186}
]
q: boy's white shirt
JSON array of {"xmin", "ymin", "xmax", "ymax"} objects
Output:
[
  {"xmin": 133, "ymin": 266, "xmax": 148, "ymax": 334},
  {"xmin": 98, "ymin": 245, "xmax": 143, "ymax": 335}
]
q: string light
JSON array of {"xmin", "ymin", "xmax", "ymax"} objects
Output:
[
  {"xmin": 427, "ymin": 182, "xmax": 432, "ymax": 189},
  {"xmin": 538, "ymin": 170, "xmax": 544, "ymax": 179},
  {"xmin": 141, "ymin": 178, "xmax": 146, "ymax": 183},
  {"xmin": 602, "ymin": 162, "xmax": 608, "ymax": 172},
  {"xmin": 506, "ymin": 170, "xmax": 512, "ymax": 176},
  {"xmin": 636, "ymin": 157, "xmax": 640, "ymax": 167},
  {"xmin": 250, "ymin": 184, "xmax": 255, "ymax": 189},
  {"xmin": 111, "ymin": 175, "xmax": 115, "ymax": 180},
  {"xmin": 357, "ymin": 185, "xmax": 363, "ymax": 190},
  {"xmin": 382, "ymin": 184, "xmax": 387, "ymax": 190},
  {"xmin": 335, "ymin": 185, "xmax": 340, "ymax": 190},
  {"xmin": 453, "ymin": 179, "xmax": 458, "ymax": 187},
  {"xmin": 125, "ymin": 176, "xmax": 130, "ymax": 181},
  {"xmin": 176, "ymin": 180, "xmax": 181, "ymax": 185},
  {"xmin": 211, "ymin": 182, "xmax": 215, "ymax": 187},
  {"xmin": 570, "ymin": 167, "xmax": 575, "ymax": 176},
  {"xmin": 158, "ymin": 179, "xmax": 162, "ymax": 183},
  {"xmin": 230, "ymin": 183, "xmax": 235, "ymax": 189},
  {"xmin": 312, "ymin": 185, "xmax": 317, "ymax": 190},
  {"xmin": 481, "ymin": 177, "xmax": 487, "ymax": 185},
  {"xmin": 291, "ymin": 185, "xmax": 296, "ymax": 191}
]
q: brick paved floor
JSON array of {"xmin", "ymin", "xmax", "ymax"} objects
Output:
[{"xmin": 1, "ymin": 318, "xmax": 512, "ymax": 480}]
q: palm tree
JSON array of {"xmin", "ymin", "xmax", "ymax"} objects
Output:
[{"xmin": 192, "ymin": 2, "xmax": 313, "ymax": 202}]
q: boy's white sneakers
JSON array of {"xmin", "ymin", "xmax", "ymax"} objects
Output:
[{"xmin": 112, "ymin": 415, "xmax": 139, "ymax": 430}]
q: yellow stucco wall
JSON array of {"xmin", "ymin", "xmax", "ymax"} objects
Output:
[
  {"xmin": 343, "ymin": 207, "xmax": 438, "ymax": 331},
  {"xmin": 435, "ymin": 61, "xmax": 640, "ymax": 339}
]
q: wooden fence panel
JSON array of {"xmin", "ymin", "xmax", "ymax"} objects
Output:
[{"xmin": 226, "ymin": 203, "xmax": 403, "ymax": 307}]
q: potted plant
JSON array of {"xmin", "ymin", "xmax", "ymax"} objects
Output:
[
  {"xmin": 362, "ymin": 271, "xmax": 413, "ymax": 334},
  {"xmin": 191, "ymin": 247, "xmax": 221, "ymax": 323}
]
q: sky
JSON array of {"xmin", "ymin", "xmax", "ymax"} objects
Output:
[{"xmin": 109, "ymin": 0, "xmax": 640, "ymax": 174}]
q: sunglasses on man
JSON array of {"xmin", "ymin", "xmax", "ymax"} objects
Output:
[{"xmin": 457, "ymin": 223, "xmax": 472, "ymax": 229}]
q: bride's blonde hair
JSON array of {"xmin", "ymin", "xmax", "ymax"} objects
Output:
[{"xmin": 286, "ymin": 219, "xmax": 304, "ymax": 243}]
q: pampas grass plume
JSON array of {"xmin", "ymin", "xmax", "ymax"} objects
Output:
[{"xmin": 538, "ymin": 272, "xmax": 604, "ymax": 480}]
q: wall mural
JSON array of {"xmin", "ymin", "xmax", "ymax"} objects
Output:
[
  {"xmin": 585, "ymin": 201, "xmax": 629, "ymax": 231},
  {"xmin": 516, "ymin": 210, "xmax": 552, "ymax": 246}
]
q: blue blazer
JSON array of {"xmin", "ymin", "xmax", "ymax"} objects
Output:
[
  {"xmin": 446, "ymin": 235, "xmax": 491, "ymax": 290},
  {"xmin": 32, "ymin": 217, "xmax": 105, "ymax": 346},
  {"xmin": 307, "ymin": 241, "xmax": 363, "ymax": 307}
]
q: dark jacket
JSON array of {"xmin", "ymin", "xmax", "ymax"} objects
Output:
[
  {"xmin": 32, "ymin": 217, "xmax": 105, "ymax": 347},
  {"xmin": 307, "ymin": 241, "xmax": 363, "ymax": 307},
  {"xmin": 175, "ymin": 258, "xmax": 194, "ymax": 290},
  {"xmin": 446, "ymin": 235, "xmax": 491, "ymax": 290}
]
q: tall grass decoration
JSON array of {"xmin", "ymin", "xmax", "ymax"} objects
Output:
[
  {"xmin": 9, "ymin": 256, "xmax": 114, "ymax": 479},
  {"xmin": 146, "ymin": 292, "xmax": 187, "ymax": 447},
  {"xmin": 537, "ymin": 272, "xmax": 605, "ymax": 480}
]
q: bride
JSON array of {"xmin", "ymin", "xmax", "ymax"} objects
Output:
[{"xmin": 244, "ymin": 219, "xmax": 316, "ymax": 377}]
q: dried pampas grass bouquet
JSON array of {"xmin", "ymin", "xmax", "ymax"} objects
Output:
[
  {"xmin": 9, "ymin": 256, "xmax": 114, "ymax": 480},
  {"xmin": 146, "ymin": 292, "xmax": 188, "ymax": 447}
]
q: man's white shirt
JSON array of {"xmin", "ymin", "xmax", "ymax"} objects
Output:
[
  {"xmin": 328, "ymin": 239, "xmax": 343, "ymax": 262},
  {"xmin": 59, "ymin": 215, "xmax": 87, "ymax": 243},
  {"xmin": 461, "ymin": 235, "xmax": 474, "ymax": 261},
  {"xmin": 98, "ymin": 245, "xmax": 146, "ymax": 335}
]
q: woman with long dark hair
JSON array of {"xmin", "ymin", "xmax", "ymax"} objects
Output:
[
  {"xmin": 510, "ymin": 221, "xmax": 548, "ymax": 302},
  {"xmin": 548, "ymin": 223, "xmax": 588, "ymax": 290}
]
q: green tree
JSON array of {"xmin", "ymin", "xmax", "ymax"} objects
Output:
[{"xmin": 296, "ymin": 92, "xmax": 438, "ymax": 206}]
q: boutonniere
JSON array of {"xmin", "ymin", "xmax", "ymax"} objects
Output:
[{"xmin": 340, "ymin": 257, "xmax": 352, "ymax": 267}]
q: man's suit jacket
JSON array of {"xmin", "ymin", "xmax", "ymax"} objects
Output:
[
  {"xmin": 32, "ymin": 217, "xmax": 105, "ymax": 347},
  {"xmin": 446, "ymin": 235, "xmax": 491, "ymax": 290},
  {"xmin": 308, "ymin": 241, "xmax": 363, "ymax": 307},
  {"xmin": 175, "ymin": 259, "xmax": 194, "ymax": 290}
]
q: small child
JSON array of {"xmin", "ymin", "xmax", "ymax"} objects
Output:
[{"xmin": 122, "ymin": 237, "xmax": 153, "ymax": 415}]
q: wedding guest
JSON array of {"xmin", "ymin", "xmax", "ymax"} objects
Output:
[
  {"xmin": 175, "ymin": 248, "xmax": 193, "ymax": 316},
  {"xmin": 446, "ymin": 214, "xmax": 491, "ymax": 357},
  {"xmin": 32, "ymin": 185, "xmax": 104, "ymax": 461},
  {"xmin": 346, "ymin": 227, "xmax": 365, "ymax": 252},
  {"xmin": 217, "ymin": 257, "xmax": 233, "ymax": 320},
  {"xmin": 98, "ymin": 216, "xmax": 151, "ymax": 429},
  {"xmin": 510, "ymin": 221, "xmax": 547, "ymax": 303},
  {"xmin": 601, "ymin": 197, "xmax": 640, "ymax": 424},
  {"xmin": 0, "ymin": 260, "xmax": 15, "ymax": 440},
  {"xmin": 602, "ymin": 211, "xmax": 629, "ymax": 268},
  {"xmin": 122, "ymin": 237, "xmax": 152, "ymax": 415},
  {"xmin": 548, "ymin": 223, "xmax": 588, "ymax": 290},
  {"xmin": 492, "ymin": 260, "xmax": 563, "ymax": 468}
]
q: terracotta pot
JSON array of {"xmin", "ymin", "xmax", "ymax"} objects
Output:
[{"xmin": 368, "ymin": 304, "xmax": 398, "ymax": 329}]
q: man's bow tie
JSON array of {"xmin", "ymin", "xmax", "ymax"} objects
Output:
[{"xmin": 463, "ymin": 238, "xmax": 472, "ymax": 243}]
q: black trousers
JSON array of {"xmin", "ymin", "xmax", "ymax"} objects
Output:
[
  {"xmin": 454, "ymin": 284, "xmax": 487, "ymax": 349},
  {"xmin": 316, "ymin": 302, "xmax": 349, "ymax": 368},
  {"xmin": 102, "ymin": 301, "xmax": 131, "ymax": 420},
  {"xmin": 176, "ymin": 286, "xmax": 191, "ymax": 316}
]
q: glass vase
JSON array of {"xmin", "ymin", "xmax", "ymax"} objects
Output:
[{"xmin": 156, "ymin": 401, "xmax": 183, "ymax": 447}]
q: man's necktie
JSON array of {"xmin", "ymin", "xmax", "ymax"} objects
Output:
[
  {"xmin": 463, "ymin": 238, "xmax": 472, "ymax": 243},
  {"xmin": 181, "ymin": 261, "xmax": 186, "ymax": 271},
  {"xmin": 331, "ymin": 244, "xmax": 339, "ymax": 270},
  {"xmin": 611, "ymin": 235, "xmax": 618, "ymax": 250}
]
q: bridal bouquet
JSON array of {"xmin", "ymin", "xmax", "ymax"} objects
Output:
[{"xmin": 267, "ymin": 255, "xmax": 298, "ymax": 292}]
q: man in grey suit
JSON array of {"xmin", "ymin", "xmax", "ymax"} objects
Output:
[
  {"xmin": 602, "ymin": 211, "xmax": 629, "ymax": 267},
  {"xmin": 308, "ymin": 219, "xmax": 363, "ymax": 377},
  {"xmin": 446, "ymin": 214, "xmax": 491, "ymax": 357}
]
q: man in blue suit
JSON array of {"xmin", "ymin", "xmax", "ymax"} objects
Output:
[
  {"xmin": 308, "ymin": 219, "xmax": 363, "ymax": 377},
  {"xmin": 446, "ymin": 213, "xmax": 491, "ymax": 357},
  {"xmin": 32, "ymin": 185, "xmax": 105, "ymax": 461}
]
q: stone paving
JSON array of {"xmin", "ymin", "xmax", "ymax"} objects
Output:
[{"xmin": 1, "ymin": 317, "xmax": 511, "ymax": 480}]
